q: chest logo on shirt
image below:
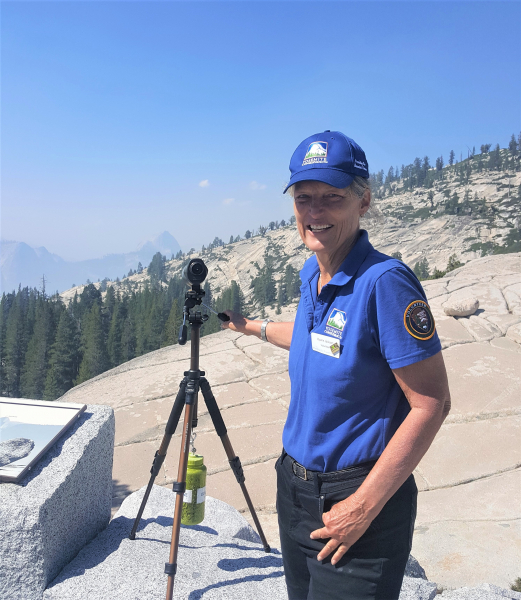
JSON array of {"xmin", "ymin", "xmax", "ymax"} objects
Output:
[
  {"xmin": 325, "ymin": 308, "xmax": 346, "ymax": 339},
  {"xmin": 404, "ymin": 300, "xmax": 435, "ymax": 340}
]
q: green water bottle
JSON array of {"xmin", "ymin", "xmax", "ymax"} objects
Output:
[{"xmin": 181, "ymin": 453, "xmax": 207, "ymax": 525}]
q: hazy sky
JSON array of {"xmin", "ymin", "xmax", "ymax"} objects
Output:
[{"xmin": 2, "ymin": 1, "xmax": 520, "ymax": 261}]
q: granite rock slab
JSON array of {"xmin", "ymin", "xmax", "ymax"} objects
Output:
[
  {"xmin": 43, "ymin": 485, "xmax": 285, "ymax": 600},
  {"xmin": 0, "ymin": 404, "xmax": 114, "ymax": 600},
  {"xmin": 59, "ymin": 253, "xmax": 521, "ymax": 590},
  {"xmin": 440, "ymin": 583, "xmax": 521, "ymax": 599},
  {"xmin": 43, "ymin": 485, "xmax": 438, "ymax": 600}
]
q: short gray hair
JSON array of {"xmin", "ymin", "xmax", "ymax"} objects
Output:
[{"xmin": 285, "ymin": 176, "xmax": 371, "ymax": 200}]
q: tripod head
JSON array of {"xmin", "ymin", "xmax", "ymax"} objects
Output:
[{"xmin": 178, "ymin": 259, "xmax": 229, "ymax": 345}]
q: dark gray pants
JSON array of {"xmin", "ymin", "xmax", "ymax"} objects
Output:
[{"xmin": 275, "ymin": 451, "xmax": 417, "ymax": 600}]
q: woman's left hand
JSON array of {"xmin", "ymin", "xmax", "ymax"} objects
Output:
[{"xmin": 310, "ymin": 493, "xmax": 374, "ymax": 565}]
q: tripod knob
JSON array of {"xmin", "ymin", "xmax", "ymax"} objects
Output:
[{"xmin": 178, "ymin": 324, "xmax": 188, "ymax": 345}]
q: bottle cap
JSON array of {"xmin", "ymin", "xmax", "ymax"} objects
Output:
[{"xmin": 187, "ymin": 453, "xmax": 204, "ymax": 467}]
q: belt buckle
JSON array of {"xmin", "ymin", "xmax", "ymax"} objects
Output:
[{"xmin": 292, "ymin": 460, "xmax": 308, "ymax": 481}]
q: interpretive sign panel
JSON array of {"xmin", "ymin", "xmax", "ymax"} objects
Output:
[{"xmin": 0, "ymin": 398, "xmax": 87, "ymax": 482}]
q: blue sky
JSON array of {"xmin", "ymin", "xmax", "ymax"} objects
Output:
[{"xmin": 2, "ymin": 1, "xmax": 520, "ymax": 260}]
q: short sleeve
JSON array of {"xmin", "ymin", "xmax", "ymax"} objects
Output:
[{"xmin": 367, "ymin": 266, "xmax": 442, "ymax": 370}]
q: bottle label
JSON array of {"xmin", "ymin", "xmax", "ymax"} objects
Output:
[
  {"xmin": 197, "ymin": 487, "xmax": 206, "ymax": 504},
  {"xmin": 183, "ymin": 489, "xmax": 193, "ymax": 503}
]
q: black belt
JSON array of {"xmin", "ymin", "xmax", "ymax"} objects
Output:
[{"xmin": 291, "ymin": 458, "xmax": 376, "ymax": 483}]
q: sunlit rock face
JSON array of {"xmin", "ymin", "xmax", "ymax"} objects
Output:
[{"xmin": 61, "ymin": 253, "xmax": 521, "ymax": 592}]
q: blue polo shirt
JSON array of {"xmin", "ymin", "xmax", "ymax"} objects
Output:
[{"xmin": 284, "ymin": 230, "xmax": 441, "ymax": 472}]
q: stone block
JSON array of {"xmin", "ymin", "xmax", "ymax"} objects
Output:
[
  {"xmin": 44, "ymin": 486, "xmax": 437, "ymax": 600},
  {"xmin": 398, "ymin": 577, "xmax": 437, "ymax": 600},
  {"xmin": 43, "ymin": 486, "xmax": 286, "ymax": 600},
  {"xmin": 0, "ymin": 404, "xmax": 114, "ymax": 600},
  {"xmin": 440, "ymin": 583, "xmax": 521, "ymax": 599}
]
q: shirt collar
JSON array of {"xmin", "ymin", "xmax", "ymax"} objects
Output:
[{"xmin": 300, "ymin": 229, "xmax": 373, "ymax": 287}]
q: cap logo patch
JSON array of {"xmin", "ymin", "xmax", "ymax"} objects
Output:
[
  {"xmin": 354, "ymin": 159, "xmax": 367, "ymax": 172},
  {"xmin": 404, "ymin": 300, "xmax": 435, "ymax": 340},
  {"xmin": 303, "ymin": 141, "xmax": 328, "ymax": 166},
  {"xmin": 325, "ymin": 308, "xmax": 346, "ymax": 339}
]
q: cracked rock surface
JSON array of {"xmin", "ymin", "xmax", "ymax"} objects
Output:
[{"xmin": 61, "ymin": 253, "xmax": 521, "ymax": 592}]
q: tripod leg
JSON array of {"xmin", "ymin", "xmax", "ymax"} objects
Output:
[
  {"xmin": 129, "ymin": 379, "xmax": 187, "ymax": 540},
  {"xmin": 165, "ymin": 376, "xmax": 198, "ymax": 600},
  {"xmin": 199, "ymin": 378, "xmax": 271, "ymax": 553}
]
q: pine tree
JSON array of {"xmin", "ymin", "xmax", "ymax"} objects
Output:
[
  {"xmin": 277, "ymin": 280, "xmax": 287, "ymax": 308},
  {"xmin": 445, "ymin": 192, "xmax": 460, "ymax": 215},
  {"xmin": 44, "ymin": 309, "xmax": 79, "ymax": 400},
  {"xmin": 148, "ymin": 252, "xmax": 166, "ymax": 287},
  {"xmin": 284, "ymin": 265, "xmax": 300, "ymax": 300},
  {"xmin": 120, "ymin": 299, "xmax": 136, "ymax": 363},
  {"xmin": 162, "ymin": 299, "xmax": 181, "ymax": 347},
  {"xmin": 449, "ymin": 150, "xmax": 455, "ymax": 166},
  {"xmin": 107, "ymin": 299, "xmax": 125, "ymax": 366},
  {"xmin": 78, "ymin": 284, "xmax": 102, "ymax": 321},
  {"xmin": 446, "ymin": 254, "xmax": 463, "ymax": 272},
  {"xmin": 21, "ymin": 298, "xmax": 55, "ymax": 399},
  {"xmin": 413, "ymin": 258, "xmax": 430, "ymax": 280},
  {"xmin": 3, "ymin": 291, "xmax": 30, "ymax": 396},
  {"xmin": 76, "ymin": 303, "xmax": 110, "ymax": 384}
]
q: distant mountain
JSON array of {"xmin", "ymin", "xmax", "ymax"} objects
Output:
[{"xmin": 0, "ymin": 232, "xmax": 181, "ymax": 294}]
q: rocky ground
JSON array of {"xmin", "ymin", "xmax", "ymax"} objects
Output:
[{"xmin": 61, "ymin": 252, "xmax": 521, "ymax": 594}]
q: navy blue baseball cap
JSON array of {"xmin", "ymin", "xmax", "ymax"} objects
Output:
[{"xmin": 284, "ymin": 130, "xmax": 369, "ymax": 193}]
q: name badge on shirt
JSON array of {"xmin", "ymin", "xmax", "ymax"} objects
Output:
[{"xmin": 311, "ymin": 332, "xmax": 341, "ymax": 358}]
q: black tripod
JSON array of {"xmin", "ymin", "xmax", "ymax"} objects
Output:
[{"xmin": 129, "ymin": 259, "xmax": 270, "ymax": 600}]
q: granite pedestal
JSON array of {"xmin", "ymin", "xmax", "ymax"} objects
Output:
[{"xmin": 0, "ymin": 404, "xmax": 114, "ymax": 600}]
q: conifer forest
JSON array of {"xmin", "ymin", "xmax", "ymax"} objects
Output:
[
  {"xmin": 0, "ymin": 276, "xmax": 242, "ymax": 401},
  {"xmin": 0, "ymin": 259, "xmax": 302, "ymax": 401}
]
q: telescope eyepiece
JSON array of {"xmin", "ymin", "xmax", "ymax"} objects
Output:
[{"xmin": 182, "ymin": 258, "xmax": 208, "ymax": 285}]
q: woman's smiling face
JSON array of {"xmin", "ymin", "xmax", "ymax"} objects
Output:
[{"xmin": 293, "ymin": 180, "xmax": 370, "ymax": 260}]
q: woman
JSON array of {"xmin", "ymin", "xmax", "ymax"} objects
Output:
[{"xmin": 223, "ymin": 131, "xmax": 450, "ymax": 600}]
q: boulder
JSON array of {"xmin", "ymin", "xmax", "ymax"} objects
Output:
[
  {"xmin": 399, "ymin": 577, "xmax": 438, "ymax": 600},
  {"xmin": 0, "ymin": 437, "xmax": 34, "ymax": 466},
  {"xmin": 440, "ymin": 583, "xmax": 521, "ymax": 599},
  {"xmin": 443, "ymin": 296, "xmax": 480, "ymax": 316},
  {"xmin": 0, "ymin": 404, "xmax": 114, "ymax": 600},
  {"xmin": 43, "ymin": 485, "xmax": 285, "ymax": 600},
  {"xmin": 43, "ymin": 484, "xmax": 433, "ymax": 600}
]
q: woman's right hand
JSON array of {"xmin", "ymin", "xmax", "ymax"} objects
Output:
[
  {"xmin": 220, "ymin": 310, "xmax": 249, "ymax": 334},
  {"xmin": 220, "ymin": 311, "xmax": 294, "ymax": 350}
]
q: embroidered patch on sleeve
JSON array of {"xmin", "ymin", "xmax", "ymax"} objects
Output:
[{"xmin": 404, "ymin": 300, "xmax": 436, "ymax": 340}]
